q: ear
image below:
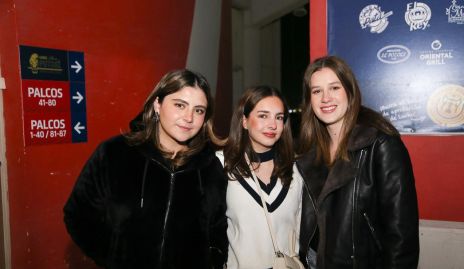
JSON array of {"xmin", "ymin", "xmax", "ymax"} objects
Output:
[
  {"xmin": 242, "ymin": 115, "xmax": 248, "ymax": 130},
  {"xmin": 153, "ymin": 97, "xmax": 160, "ymax": 113}
]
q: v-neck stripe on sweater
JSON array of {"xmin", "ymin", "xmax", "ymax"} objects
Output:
[{"xmin": 236, "ymin": 175, "xmax": 289, "ymax": 212}]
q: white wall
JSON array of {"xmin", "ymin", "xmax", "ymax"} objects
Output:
[
  {"xmin": 419, "ymin": 220, "xmax": 464, "ymax": 269},
  {"xmin": 186, "ymin": 0, "xmax": 222, "ymax": 96}
]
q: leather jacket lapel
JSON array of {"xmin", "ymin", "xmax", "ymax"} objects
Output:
[{"xmin": 317, "ymin": 159, "xmax": 356, "ymax": 205}]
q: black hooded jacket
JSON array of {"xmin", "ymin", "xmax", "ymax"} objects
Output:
[
  {"xmin": 63, "ymin": 135, "xmax": 228, "ymax": 268},
  {"xmin": 296, "ymin": 125, "xmax": 419, "ymax": 269}
]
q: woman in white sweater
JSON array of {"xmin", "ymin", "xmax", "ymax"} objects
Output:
[{"xmin": 217, "ymin": 85, "xmax": 303, "ymax": 269}]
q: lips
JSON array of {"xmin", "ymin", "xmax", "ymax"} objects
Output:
[
  {"xmin": 320, "ymin": 105, "xmax": 337, "ymax": 113},
  {"xmin": 263, "ymin": 132, "xmax": 276, "ymax": 138},
  {"xmin": 177, "ymin": 125, "xmax": 193, "ymax": 131}
]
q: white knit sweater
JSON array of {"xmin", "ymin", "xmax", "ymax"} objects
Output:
[{"xmin": 216, "ymin": 151, "xmax": 303, "ymax": 269}]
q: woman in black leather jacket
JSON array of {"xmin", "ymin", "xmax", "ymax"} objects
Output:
[
  {"xmin": 296, "ymin": 56, "xmax": 419, "ymax": 269},
  {"xmin": 63, "ymin": 69, "xmax": 228, "ymax": 269}
]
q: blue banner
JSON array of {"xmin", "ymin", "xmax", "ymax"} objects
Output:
[{"xmin": 328, "ymin": 0, "xmax": 464, "ymax": 134}]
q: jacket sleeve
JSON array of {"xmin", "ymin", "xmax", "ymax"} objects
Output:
[
  {"xmin": 373, "ymin": 135, "xmax": 419, "ymax": 268},
  {"xmin": 63, "ymin": 143, "xmax": 111, "ymax": 267},
  {"xmin": 207, "ymin": 158, "xmax": 229, "ymax": 269}
]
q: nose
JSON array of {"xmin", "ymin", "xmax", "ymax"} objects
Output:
[
  {"xmin": 268, "ymin": 118, "xmax": 277, "ymax": 130},
  {"xmin": 321, "ymin": 89, "xmax": 331, "ymax": 102},
  {"xmin": 183, "ymin": 109, "xmax": 194, "ymax": 123}
]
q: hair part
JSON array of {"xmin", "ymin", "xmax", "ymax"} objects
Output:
[
  {"xmin": 224, "ymin": 85, "xmax": 294, "ymax": 186},
  {"xmin": 125, "ymin": 69, "xmax": 214, "ymax": 167}
]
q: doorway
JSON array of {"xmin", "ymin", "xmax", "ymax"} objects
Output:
[{"xmin": 231, "ymin": 1, "xmax": 309, "ymax": 136}]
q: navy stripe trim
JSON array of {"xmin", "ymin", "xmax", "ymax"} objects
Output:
[{"xmin": 237, "ymin": 176, "xmax": 289, "ymax": 212}]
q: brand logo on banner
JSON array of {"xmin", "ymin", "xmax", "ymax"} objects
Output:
[
  {"xmin": 405, "ymin": 2, "xmax": 432, "ymax": 31},
  {"xmin": 446, "ymin": 0, "xmax": 464, "ymax": 24},
  {"xmin": 359, "ymin": 5, "xmax": 393, "ymax": 34},
  {"xmin": 377, "ymin": 45, "xmax": 411, "ymax": 64},
  {"xmin": 427, "ymin": 84, "xmax": 464, "ymax": 127},
  {"xmin": 27, "ymin": 52, "xmax": 64, "ymax": 75},
  {"xmin": 419, "ymin": 40, "xmax": 454, "ymax": 65}
]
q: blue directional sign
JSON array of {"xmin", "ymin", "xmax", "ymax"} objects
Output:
[
  {"xmin": 70, "ymin": 82, "xmax": 86, "ymax": 112},
  {"xmin": 71, "ymin": 111, "xmax": 87, "ymax": 143},
  {"xmin": 70, "ymin": 81, "xmax": 87, "ymax": 143},
  {"xmin": 68, "ymin": 51, "xmax": 85, "ymax": 82},
  {"xmin": 19, "ymin": 45, "xmax": 87, "ymax": 145}
]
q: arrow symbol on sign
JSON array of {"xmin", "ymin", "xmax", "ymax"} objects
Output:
[
  {"xmin": 74, "ymin": 122, "xmax": 86, "ymax": 134},
  {"xmin": 71, "ymin": 61, "xmax": 82, "ymax": 73},
  {"xmin": 72, "ymin": 91, "xmax": 84, "ymax": 104}
]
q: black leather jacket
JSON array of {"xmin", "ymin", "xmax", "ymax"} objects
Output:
[
  {"xmin": 64, "ymin": 136, "xmax": 228, "ymax": 268},
  {"xmin": 296, "ymin": 125, "xmax": 419, "ymax": 269}
]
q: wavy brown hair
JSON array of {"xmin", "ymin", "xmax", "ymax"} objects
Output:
[
  {"xmin": 299, "ymin": 55, "xmax": 398, "ymax": 165},
  {"xmin": 224, "ymin": 85, "xmax": 294, "ymax": 186},
  {"xmin": 125, "ymin": 69, "xmax": 214, "ymax": 167}
]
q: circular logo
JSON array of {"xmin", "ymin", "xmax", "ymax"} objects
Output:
[
  {"xmin": 431, "ymin": 40, "xmax": 442, "ymax": 51},
  {"xmin": 359, "ymin": 5, "xmax": 391, "ymax": 33},
  {"xmin": 404, "ymin": 2, "xmax": 431, "ymax": 31},
  {"xmin": 427, "ymin": 84, "xmax": 464, "ymax": 127},
  {"xmin": 406, "ymin": 4, "xmax": 430, "ymax": 22}
]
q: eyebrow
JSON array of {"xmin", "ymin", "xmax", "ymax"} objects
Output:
[
  {"xmin": 310, "ymin": 81, "xmax": 341, "ymax": 89},
  {"xmin": 172, "ymin": 98, "xmax": 188, "ymax": 104},
  {"xmin": 194, "ymin": 105, "xmax": 207, "ymax": 110},
  {"xmin": 256, "ymin": 110, "xmax": 284, "ymax": 115},
  {"xmin": 329, "ymin": 81, "xmax": 342, "ymax": 85},
  {"xmin": 171, "ymin": 98, "xmax": 207, "ymax": 109}
]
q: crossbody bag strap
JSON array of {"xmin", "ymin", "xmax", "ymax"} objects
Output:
[{"xmin": 246, "ymin": 156, "xmax": 282, "ymax": 255}]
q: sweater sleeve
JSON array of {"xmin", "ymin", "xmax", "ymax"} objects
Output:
[
  {"xmin": 63, "ymin": 143, "xmax": 111, "ymax": 267},
  {"xmin": 374, "ymin": 135, "xmax": 419, "ymax": 269}
]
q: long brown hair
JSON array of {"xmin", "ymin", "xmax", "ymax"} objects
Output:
[
  {"xmin": 299, "ymin": 55, "xmax": 398, "ymax": 165},
  {"xmin": 125, "ymin": 69, "xmax": 214, "ymax": 167},
  {"xmin": 224, "ymin": 85, "xmax": 294, "ymax": 186}
]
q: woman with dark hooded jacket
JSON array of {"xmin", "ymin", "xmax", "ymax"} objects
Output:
[
  {"xmin": 63, "ymin": 69, "xmax": 228, "ymax": 269},
  {"xmin": 296, "ymin": 56, "xmax": 419, "ymax": 269}
]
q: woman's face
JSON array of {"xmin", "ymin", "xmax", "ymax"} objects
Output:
[
  {"xmin": 242, "ymin": 96, "xmax": 285, "ymax": 153},
  {"xmin": 155, "ymin": 86, "xmax": 207, "ymax": 152},
  {"xmin": 309, "ymin": 67, "xmax": 348, "ymax": 134}
]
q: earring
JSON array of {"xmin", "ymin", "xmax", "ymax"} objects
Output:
[{"xmin": 153, "ymin": 112, "xmax": 160, "ymax": 123}]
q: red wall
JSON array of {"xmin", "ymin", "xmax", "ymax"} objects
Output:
[
  {"xmin": 310, "ymin": 0, "xmax": 464, "ymax": 222},
  {"xmin": 0, "ymin": 0, "xmax": 197, "ymax": 268}
]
